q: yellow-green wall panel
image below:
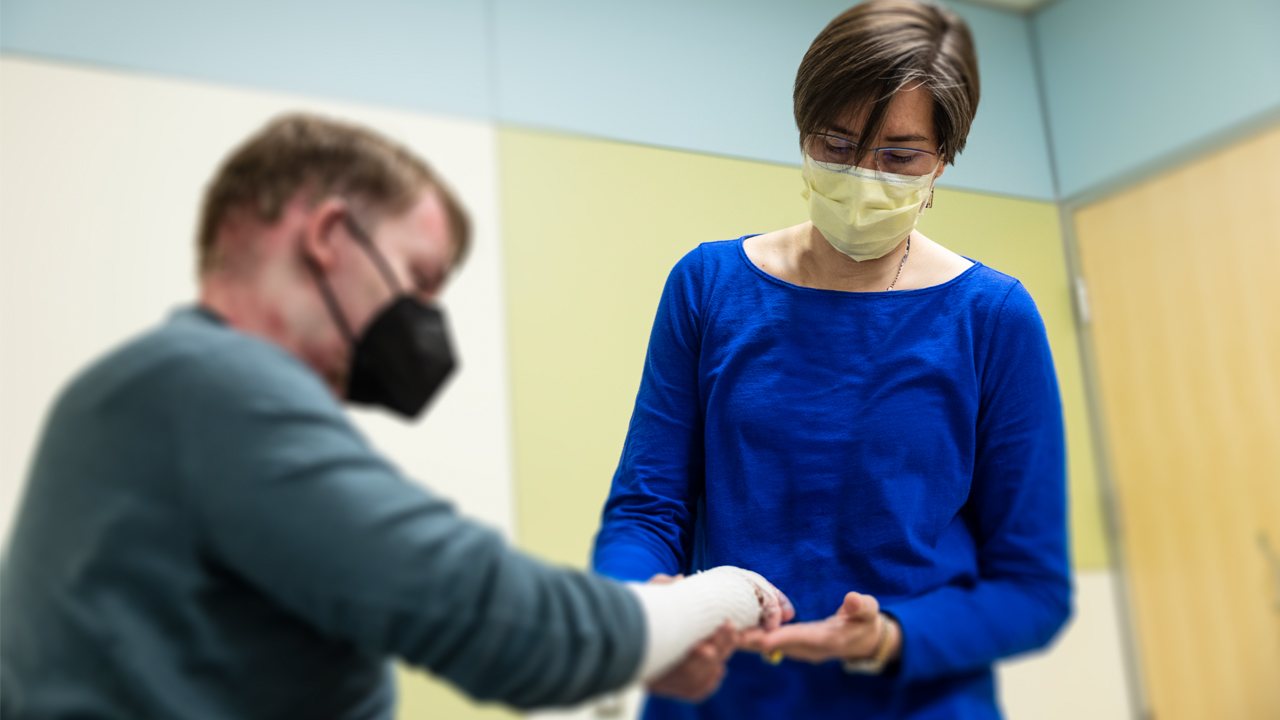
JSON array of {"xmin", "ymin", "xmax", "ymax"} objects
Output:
[
  {"xmin": 499, "ymin": 128, "xmax": 811, "ymax": 571},
  {"xmin": 395, "ymin": 665, "xmax": 518, "ymax": 720},
  {"xmin": 500, "ymin": 128, "xmax": 1108, "ymax": 579}
]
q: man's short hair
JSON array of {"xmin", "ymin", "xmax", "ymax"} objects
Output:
[
  {"xmin": 197, "ymin": 113, "xmax": 470, "ymax": 275},
  {"xmin": 794, "ymin": 0, "xmax": 980, "ymax": 166}
]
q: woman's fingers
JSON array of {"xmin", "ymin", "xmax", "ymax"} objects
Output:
[
  {"xmin": 756, "ymin": 620, "xmax": 841, "ymax": 662},
  {"xmin": 747, "ymin": 592, "xmax": 885, "ymax": 664},
  {"xmin": 737, "ymin": 627, "xmax": 768, "ymax": 653},
  {"xmin": 839, "ymin": 591, "xmax": 878, "ymax": 620}
]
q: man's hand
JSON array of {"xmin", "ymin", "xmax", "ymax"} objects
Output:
[
  {"xmin": 645, "ymin": 620, "xmax": 738, "ymax": 702},
  {"xmin": 741, "ymin": 569, "xmax": 795, "ymax": 631},
  {"xmin": 641, "ymin": 574, "xmax": 735, "ymax": 703},
  {"xmin": 641, "ymin": 570, "xmax": 797, "ymax": 702},
  {"xmin": 740, "ymin": 591, "xmax": 899, "ymax": 664}
]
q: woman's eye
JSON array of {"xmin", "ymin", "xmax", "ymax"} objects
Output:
[{"xmin": 824, "ymin": 140, "xmax": 853, "ymax": 156}]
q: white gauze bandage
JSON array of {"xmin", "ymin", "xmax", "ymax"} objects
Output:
[{"xmin": 626, "ymin": 566, "xmax": 775, "ymax": 682}]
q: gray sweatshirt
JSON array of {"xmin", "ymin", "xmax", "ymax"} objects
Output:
[{"xmin": 1, "ymin": 307, "xmax": 644, "ymax": 719}]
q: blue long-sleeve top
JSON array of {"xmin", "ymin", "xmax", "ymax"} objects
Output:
[{"xmin": 593, "ymin": 238, "xmax": 1071, "ymax": 719}]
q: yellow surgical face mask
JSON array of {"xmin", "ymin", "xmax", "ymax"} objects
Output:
[{"xmin": 800, "ymin": 153, "xmax": 935, "ymax": 261}]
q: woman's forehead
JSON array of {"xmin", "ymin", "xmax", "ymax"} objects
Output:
[{"xmin": 830, "ymin": 87, "xmax": 935, "ymax": 143}]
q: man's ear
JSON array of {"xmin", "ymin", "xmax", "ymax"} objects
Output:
[
  {"xmin": 299, "ymin": 198, "xmax": 349, "ymax": 271},
  {"xmin": 933, "ymin": 157, "xmax": 946, "ymax": 181}
]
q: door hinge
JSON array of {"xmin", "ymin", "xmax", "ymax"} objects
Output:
[{"xmin": 1074, "ymin": 276, "xmax": 1091, "ymax": 325}]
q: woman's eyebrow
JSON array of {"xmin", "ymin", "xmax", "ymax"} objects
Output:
[
  {"xmin": 827, "ymin": 124, "xmax": 930, "ymax": 144},
  {"xmin": 884, "ymin": 133, "xmax": 930, "ymax": 143}
]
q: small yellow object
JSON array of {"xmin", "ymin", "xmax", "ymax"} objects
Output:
[{"xmin": 764, "ymin": 650, "xmax": 784, "ymax": 665}]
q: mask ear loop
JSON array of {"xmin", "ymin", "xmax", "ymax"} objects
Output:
[
  {"xmin": 307, "ymin": 258, "xmax": 357, "ymax": 345},
  {"xmin": 342, "ymin": 214, "xmax": 406, "ymax": 296},
  {"xmin": 307, "ymin": 212, "xmax": 410, "ymax": 346}
]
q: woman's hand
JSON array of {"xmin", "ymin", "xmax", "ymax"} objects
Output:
[{"xmin": 740, "ymin": 591, "xmax": 899, "ymax": 664}]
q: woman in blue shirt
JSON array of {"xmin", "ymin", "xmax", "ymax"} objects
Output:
[{"xmin": 591, "ymin": 1, "xmax": 1071, "ymax": 718}]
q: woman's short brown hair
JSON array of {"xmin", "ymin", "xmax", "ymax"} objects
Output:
[
  {"xmin": 794, "ymin": 0, "xmax": 980, "ymax": 166},
  {"xmin": 197, "ymin": 113, "xmax": 470, "ymax": 275}
]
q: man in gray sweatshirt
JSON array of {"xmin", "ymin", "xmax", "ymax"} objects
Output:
[{"xmin": 0, "ymin": 114, "xmax": 790, "ymax": 719}]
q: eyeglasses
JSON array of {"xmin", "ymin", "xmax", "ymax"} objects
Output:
[{"xmin": 805, "ymin": 133, "xmax": 940, "ymax": 178}]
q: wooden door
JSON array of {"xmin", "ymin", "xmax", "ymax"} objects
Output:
[{"xmin": 1074, "ymin": 123, "xmax": 1280, "ymax": 719}]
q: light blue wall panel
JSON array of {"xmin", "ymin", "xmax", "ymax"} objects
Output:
[
  {"xmin": 1034, "ymin": 0, "xmax": 1280, "ymax": 199},
  {"xmin": 0, "ymin": 0, "xmax": 492, "ymax": 119},
  {"xmin": 947, "ymin": 3, "xmax": 1054, "ymax": 200},
  {"xmin": 1, "ymin": 0, "xmax": 1054, "ymax": 200},
  {"xmin": 494, "ymin": 0, "xmax": 1055, "ymax": 200}
]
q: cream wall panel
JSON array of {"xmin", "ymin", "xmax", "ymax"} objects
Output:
[
  {"xmin": 0, "ymin": 56, "xmax": 514, "ymax": 540},
  {"xmin": 0, "ymin": 57, "xmax": 514, "ymax": 719},
  {"xmin": 997, "ymin": 570, "xmax": 1132, "ymax": 720}
]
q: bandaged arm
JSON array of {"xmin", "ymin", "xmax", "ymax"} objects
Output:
[
  {"xmin": 627, "ymin": 566, "xmax": 780, "ymax": 681},
  {"xmin": 179, "ymin": 329, "xmax": 784, "ymax": 708}
]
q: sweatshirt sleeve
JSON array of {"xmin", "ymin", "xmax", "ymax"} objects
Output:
[
  {"xmin": 592, "ymin": 247, "xmax": 707, "ymax": 582},
  {"xmin": 176, "ymin": 341, "xmax": 644, "ymax": 710},
  {"xmin": 881, "ymin": 282, "xmax": 1073, "ymax": 682}
]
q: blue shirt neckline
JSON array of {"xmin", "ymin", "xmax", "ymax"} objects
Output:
[{"xmin": 734, "ymin": 234, "xmax": 984, "ymax": 299}]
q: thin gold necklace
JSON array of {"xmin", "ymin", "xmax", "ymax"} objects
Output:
[{"xmin": 885, "ymin": 235, "xmax": 911, "ymax": 291}]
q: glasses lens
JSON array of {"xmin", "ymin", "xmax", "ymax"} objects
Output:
[
  {"xmin": 875, "ymin": 148, "xmax": 936, "ymax": 177},
  {"xmin": 807, "ymin": 134, "xmax": 861, "ymax": 169}
]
